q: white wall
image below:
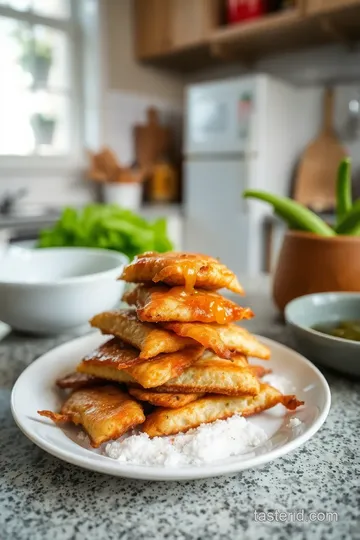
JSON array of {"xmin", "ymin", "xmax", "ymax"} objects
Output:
[
  {"xmin": 105, "ymin": 0, "xmax": 184, "ymax": 102},
  {"xmin": 102, "ymin": 0, "xmax": 184, "ymax": 165},
  {"xmin": 188, "ymin": 44, "xmax": 360, "ymax": 86}
]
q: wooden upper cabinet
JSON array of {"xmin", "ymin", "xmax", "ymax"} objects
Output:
[
  {"xmin": 170, "ymin": 0, "xmax": 221, "ymax": 49},
  {"xmin": 306, "ymin": 0, "xmax": 360, "ymax": 14},
  {"xmin": 133, "ymin": 0, "xmax": 360, "ymax": 69},
  {"xmin": 134, "ymin": 0, "xmax": 221, "ymax": 59},
  {"xmin": 134, "ymin": 0, "xmax": 171, "ymax": 58}
]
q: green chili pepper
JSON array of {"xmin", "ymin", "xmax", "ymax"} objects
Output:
[
  {"xmin": 336, "ymin": 158, "xmax": 352, "ymax": 227},
  {"xmin": 273, "ymin": 210, "xmax": 305, "ymax": 231},
  {"xmin": 243, "ymin": 190, "xmax": 335, "ymax": 236},
  {"xmin": 335, "ymin": 199, "xmax": 360, "ymax": 235}
]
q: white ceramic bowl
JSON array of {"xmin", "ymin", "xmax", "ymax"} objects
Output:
[{"xmin": 0, "ymin": 247, "xmax": 128, "ymax": 334}]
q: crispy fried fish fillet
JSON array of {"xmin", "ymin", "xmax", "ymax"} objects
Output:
[
  {"xmin": 120, "ymin": 251, "xmax": 243, "ymax": 294},
  {"xmin": 38, "ymin": 386, "xmax": 145, "ymax": 448},
  {"xmin": 128, "ymin": 387, "xmax": 203, "ymax": 409},
  {"xmin": 163, "ymin": 322, "xmax": 270, "ymax": 360},
  {"xmin": 56, "ymin": 372, "xmax": 104, "ymax": 390},
  {"xmin": 156, "ymin": 351, "xmax": 261, "ymax": 396},
  {"xmin": 90, "ymin": 309, "xmax": 195, "ymax": 359},
  {"xmin": 143, "ymin": 384, "xmax": 304, "ymax": 437},
  {"xmin": 77, "ymin": 345, "xmax": 204, "ymax": 388},
  {"xmin": 123, "ymin": 285, "xmax": 253, "ymax": 324}
]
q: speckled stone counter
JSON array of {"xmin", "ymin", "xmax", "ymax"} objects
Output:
[{"xmin": 1, "ymin": 277, "xmax": 359, "ymax": 540}]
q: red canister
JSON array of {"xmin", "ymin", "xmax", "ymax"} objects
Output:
[{"xmin": 227, "ymin": 0, "xmax": 266, "ymax": 24}]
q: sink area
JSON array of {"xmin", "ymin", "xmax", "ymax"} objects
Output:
[
  {"xmin": 0, "ymin": 210, "xmax": 60, "ymax": 228},
  {"xmin": 0, "ymin": 189, "xmax": 60, "ymax": 229},
  {"xmin": 3, "ymin": 207, "xmax": 56, "ymax": 218},
  {"xmin": 0, "ymin": 207, "xmax": 60, "ymax": 243}
]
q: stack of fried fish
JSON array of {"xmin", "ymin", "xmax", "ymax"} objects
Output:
[{"xmin": 39, "ymin": 252, "xmax": 303, "ymax": 448}]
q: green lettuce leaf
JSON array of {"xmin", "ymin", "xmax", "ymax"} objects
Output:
[{"xmin": 37, "ymin": 204, "xmax": 174, "ymax": 259}]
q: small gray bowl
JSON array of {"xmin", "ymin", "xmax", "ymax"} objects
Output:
[{"xmin": 285, "ymin": 292, "xmax": 360, "ymax": 376}]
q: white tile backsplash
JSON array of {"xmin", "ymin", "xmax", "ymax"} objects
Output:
[
  {"xmin": 103, "ymin": 90, "xmax": 183, "ymax": 166},
  {"xmin": 0, "ymin": 170, "xmax": 93, "ymax": 209}
]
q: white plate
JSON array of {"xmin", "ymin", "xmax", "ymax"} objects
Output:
[{"xmin": 11, "ymin": 334, "xmax": 331, "ymax": 481}]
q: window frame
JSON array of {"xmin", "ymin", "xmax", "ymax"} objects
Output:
[{"xmin": 0, "ymin": 0, "xmax": 84, "ymax": 171}]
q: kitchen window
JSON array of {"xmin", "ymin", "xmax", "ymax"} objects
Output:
[{"xmin": 0, "ymin": 0, "xmax": 82, "ymax": 165}]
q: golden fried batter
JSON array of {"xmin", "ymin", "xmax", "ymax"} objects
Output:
[
  {"xmin": 120, "ymin": 251, "xmax": 243, "ymax": 294},
  {"xmin": 156, "ymin": 351, "xmax": 261, "ymax": 396},
  {"xmin": 82, "ymin": 337, "xmax": 144, "ymax": 369},
  {"xmin": 143, "ymin": 384, "xmax": 304, "ymax": 437},
  {"xmin": 195, "ymin": 350, "xmax": 270, "ymax": 378},
  {"xmin": 38, "ymin": 386, "xmax": 145, "ymax": 447},
  {"xmin": 163, "ymin": 322, "xmax": 270, "ymax": 360},
  {"xmin": 250, "ymin": 365, "xmax": 272, "ymax": 378},
  {"xmin": 123, "ymin": 285, "xmax": 253, "ymax": 324},
  {"xmin": 90, "ymin": 309, "xmax": 195, "ymax": 359},
  {"xmin": 77, "ymin": 345, "xmax": 204, "ymax": 388},
  {"xmin": 56, "ymin": 372, "xmax": 104, "ymax": 390},
  {"xmin": 77, "ymin": 363, "xmax": 134, "ymax": 385},
  {"xmin": 128, "ymin": 387, "xmax": 203, "ymax": 409}
]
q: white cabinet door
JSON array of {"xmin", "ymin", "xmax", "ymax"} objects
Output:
[{"xmin": 184, "ymin": 159, "xmax": 251, "ymax": 275}]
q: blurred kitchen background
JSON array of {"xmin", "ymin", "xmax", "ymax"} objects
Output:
[{"xmin": 1, "ymin": 0, "xmax": 360, "ymax": 275}]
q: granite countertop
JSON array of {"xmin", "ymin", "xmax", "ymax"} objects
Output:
[{"xmin": 0, "ymin": 277, "xmax": 359, "ymax": 540}]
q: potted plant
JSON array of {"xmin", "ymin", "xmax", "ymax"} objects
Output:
[
  {"xmin": 31, "ymin": 113, "xmax": 56, "ymax": 145},
  {"xmin": 243, "ymin": 158, "xmax": 360, "ymax": 311},
  {"xmin": 19, "ymin": 37, "xmax": 53, "ymax": 83}
]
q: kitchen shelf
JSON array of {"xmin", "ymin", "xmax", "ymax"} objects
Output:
[
  {"xmin": 210, "ymin": 9, "xmax": 306, "ymax": 62},
  {"xmin": 135, "ymin": 2, "xmax": 360, "ymax": 72},
  {"xmin": 210, "ymin": 4, "xmax": 360, "ymax": 63},
  {"xmin": 139, "ymin": 42, "xmax": 222, "ymax": 73}
]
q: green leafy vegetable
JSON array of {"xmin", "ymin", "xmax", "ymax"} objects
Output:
[{"xmin": 37, "ymin": 204, "xmax": 173, "ymax": 259}]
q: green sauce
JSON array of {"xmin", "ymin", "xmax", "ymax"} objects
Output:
[{"xmin": 312, "ymin": 320, "xmax": 360, "ymax": 341}]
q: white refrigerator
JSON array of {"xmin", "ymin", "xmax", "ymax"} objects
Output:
[{"xmin": 184, "ymin": 75, "xmax": 321, "ymax": 275}]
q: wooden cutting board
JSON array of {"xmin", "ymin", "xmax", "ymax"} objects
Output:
[
  {"xmin": 134, "ymin": 107, "xmax": 171, "ymax": 171},
  {"xmin": 293, "ymin": 88, "xmax": 347, "ymax": 212}
]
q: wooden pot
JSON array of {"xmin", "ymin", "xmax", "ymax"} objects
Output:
[{"xmin": 273, "ymin": 230, "xmax": 360, "ymax": 312}]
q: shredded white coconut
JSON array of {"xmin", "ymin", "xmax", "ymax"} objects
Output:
[
  {"xmin": 262, "ymin": 373, "xmax": 296, "ymax": 394},
  {"xmin": 104, "ymin": 415, "xmax": 268, "ymax": 466},
  {"xmin": 77, "ymin": 431, "xmax": 89, "ymax": 442},
  {"xmin": 287, "ymin": 417, "xmax": 302, "ymax": 428},
  {"xmin": 74, "ymin": 373, "xmax": 300, "ymax": 465}
]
